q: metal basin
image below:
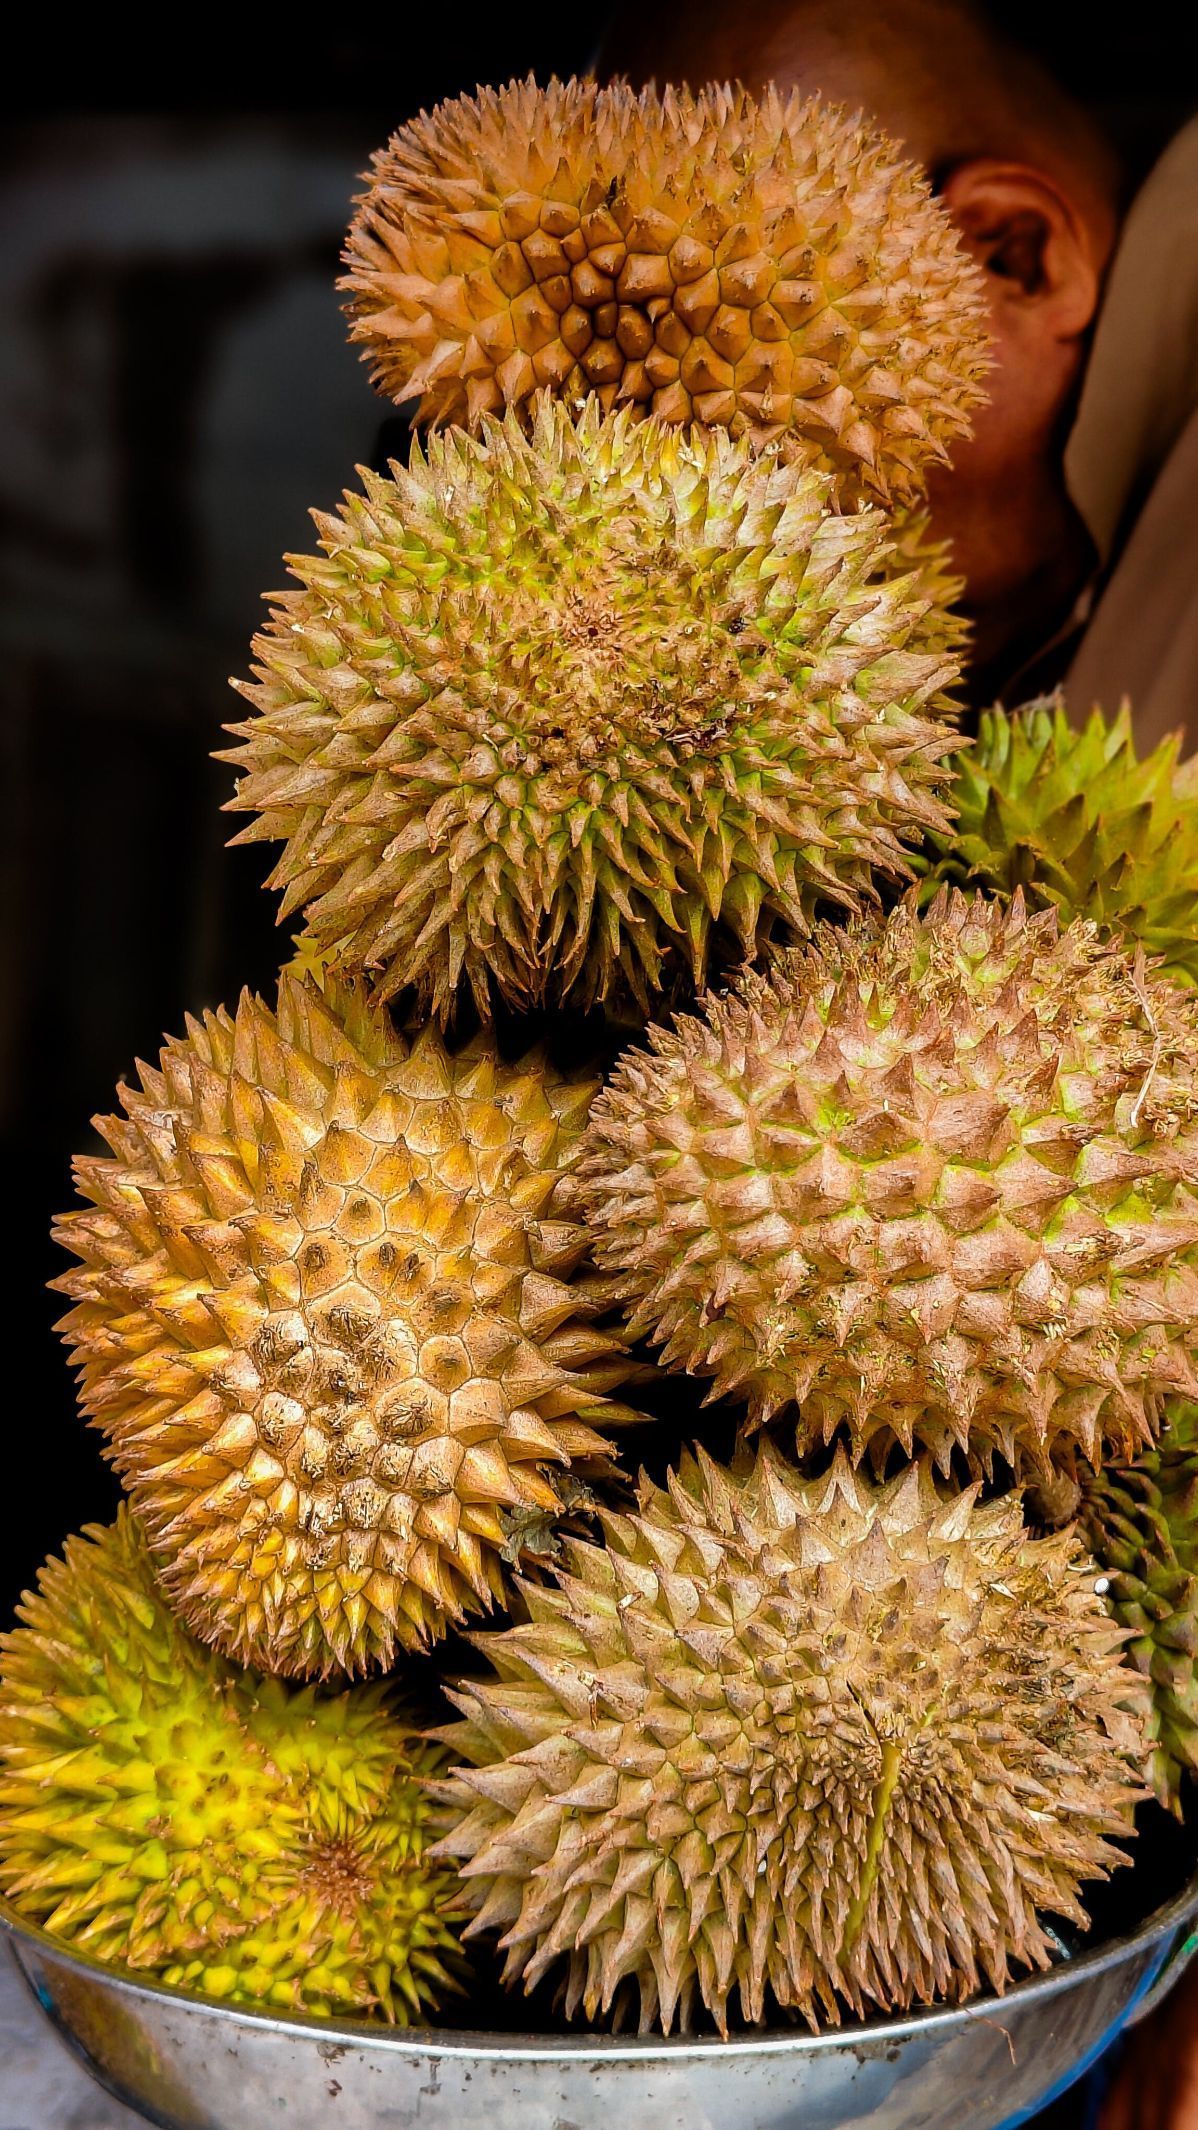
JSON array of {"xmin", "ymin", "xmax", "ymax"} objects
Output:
[{"xmin": 4, "ymin": 1872, "xmax": 1198, "ymax": 2130}]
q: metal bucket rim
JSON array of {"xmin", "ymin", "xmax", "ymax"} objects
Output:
[{"xmin": 5, "ymin": 1866, "xmax": 1198, "ymax": 2067}]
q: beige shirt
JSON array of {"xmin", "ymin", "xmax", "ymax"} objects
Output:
[{"xmin": 1063, "ymin": 118, "xmax": 1198, "ymax": 750}]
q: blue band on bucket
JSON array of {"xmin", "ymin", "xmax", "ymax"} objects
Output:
[{"xmin": 993, "ymin": 1943, "xmax": 1169, "ymax": 2130}]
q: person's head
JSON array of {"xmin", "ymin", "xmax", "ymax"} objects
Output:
[{"xmin": 598, "ymin": 0, "xmax": 1128, "ymax": 687}]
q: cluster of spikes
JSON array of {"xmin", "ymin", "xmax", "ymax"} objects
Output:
[
  {"xmin": 922, "ymin": 697, "xmax": 1198, "ymax": 987},
  {"xmin": 434, "ymin": 1448, "xmax": 1145, "ymax": 2033},
  {"xmin": 1075, "ymin": 1400, "xmax": 1198, "ymax": 1816},
  {"xmin": 573, "ymin": 889, "xmax": 1198, "ymax": 1480},
  {"xmin": 4, "ymin": 71, "xmax": 1194, "ymax": 2048}
]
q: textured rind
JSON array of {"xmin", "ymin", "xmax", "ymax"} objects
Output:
[
  {"xmin": 923, "ymin": 698, "xmax": 1198, "ymax": 986},
  {"xmin": 1079, "ymin": 1399, "xmax": 1198, "ymax": 1814},
  {"xmin": 341, "ymin": 76, "xmax": 990, "ymax": 507},
  {"xmin": 52, "ymin": 974, "xmax": 639, "ymax": 1678},
  {"xmin": 434, "ymin": 1445, "xmax": 1146, "ymax": 2035},
  {"xmin": 573, "ymin": 890, "xmax": 1198, "ymax": 1477},
  {"xmin": 221, "ymin": 399, "xmax": 961, "ymax": 1022},
  {"xmin": 0, "ymin": 1512, "xmax": 464, "ymax": 2021}
]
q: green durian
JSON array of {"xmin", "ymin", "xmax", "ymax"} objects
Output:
[
  {"xmin": 1078, "ymin": 1401, "xmax": 1198, "ymax": 1814},
  {"xmin": 923, "ymin": 698, "xmax": 1198, "ymax": 986},
  {"xmin": 0, "ymin": 1511, "xmax": 464, "ymax": 2021}
]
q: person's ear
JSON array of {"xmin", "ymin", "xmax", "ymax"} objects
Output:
[{"xmin": 938, "ymin": 160, "xmax": 1102, "ymax": 341}]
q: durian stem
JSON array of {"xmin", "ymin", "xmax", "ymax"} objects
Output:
[{"xmin": 842, "ymin": 1740, "xmax": 902, "ymax": 1959}]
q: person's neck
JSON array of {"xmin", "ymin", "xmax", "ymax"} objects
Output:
[{"xmin": 959, "ymin": 489, "xmax": 1097, "ymax": 710}]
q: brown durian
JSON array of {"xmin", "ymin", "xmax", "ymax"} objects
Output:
[
  {"xmin": 435, "ymin": 1444, "xmax": 1146, "ymax": 2034},
  {"xmin": 52, "ymin": 974, "xmax": 640, "ymax": 1678},
  {"xmin": 573, "ymin": 890, "xmax": 1198, "ymax": 1478},
  {"xmin": 342, "ymin": 77, "xmax": 990, "ymax": 506},
  {"xmin": 221, "ymin": 399, "xmax": 961, "ymax": 1023}
]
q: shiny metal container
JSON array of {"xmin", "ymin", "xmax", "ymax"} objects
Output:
[{"xmin": 4, "ymin": 1879, "xmax": 1197, "ymax": 2130}]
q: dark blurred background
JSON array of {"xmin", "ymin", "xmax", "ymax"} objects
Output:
[
  {"xmin": 0, "ymin": 29, "xmax": 601, "ymax": 1617},
  {"xmin": 2, "ymin": 19, "xmax": 1193, "ymax": 1622}
]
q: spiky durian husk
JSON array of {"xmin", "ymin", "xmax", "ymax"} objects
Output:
[
  {"xmin": 573, "ymin": 891, "xmax": 1198, "ymax": 1477},
  {"xmin": 341, "ymin": 77, "xmax": 989, "ymax": 507},
  {"xmin": 923, "ymin": 699, "xmax": 1198, "ymax": 986},
  {"xmin": 52, "ymin": 974, "xmax": 639, "ymax": 1678},
  {"xmin": 1077, "ymin": 1400, "xmax": 1198, "ymax": 1815},
  {"xmin": 220, "ymin": 400, "xmax": 960, "ymax": 1023},
  {"xmin": 434, "ymin": 1445, "xmax": 1145, "ymax": 2035},
  {"xmin": 0, "ymin": 1512, "xmax": 463, "ymax": 2020}
]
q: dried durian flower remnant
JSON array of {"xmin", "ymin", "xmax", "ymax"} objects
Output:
[
  {"xmin": 343, "ymin": 77, "xmax": 990, "ymax": 507},
  {"xmin": 222, "ymin": 400, "xmax": 960, "ymax": 1023},
  {"xmin": 436, "ymin": 1446, "xmax": 1146, "ymax": 2034}
]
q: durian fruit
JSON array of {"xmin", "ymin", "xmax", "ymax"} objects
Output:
[
  {"xmin": 0, "ymin": 1511, "xmax": 463, "ymax": 2021},
  {"xmin": 52, "ymin": 973, "xmax": 640, "ymax": 1678},
  {"xmin": 221, "ymin": 398, "xmax": 961, "ymax": 1023},
  {"xmin": 923, "ymin": 699, "xmax": 1198, "ymax": 987},
  {"xmin": 342, "ymin": 77, "xmax": 990, "ymax": 507},
  {"xmin": 434, "ymin": 1444, "xmax": 1146, "ymax": 2035},
  {"xmin": 573, "ymin": 890, "xmax": 1198, "ymax": 1478},
  {"xmin": 1076, "ymin": 1400, "xmax": 1198, "ymax": 1815}
]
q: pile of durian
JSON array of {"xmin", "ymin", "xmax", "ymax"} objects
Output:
[{"xmin": 6, "ymin": 74, "xmax": 1198, "ymax": 2042}]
